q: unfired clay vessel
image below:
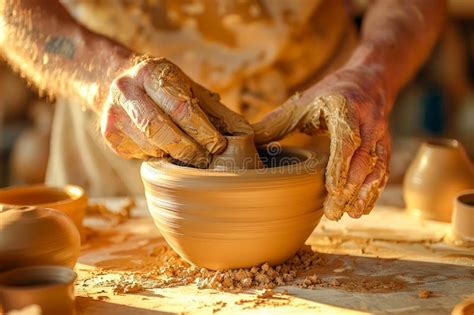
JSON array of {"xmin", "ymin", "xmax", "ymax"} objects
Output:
[
  {"xmin": 403, "ymin": 139, "xmax": 474, "ymax": 222},
  {"xmin": 0, "ymin": 185, "xmax": 87, "ymax": 238},
  {"xmin": 210, "ymin": 134, "xmax": 263, "ymax": 170},
  {"xmin": 0, "ymin": 265, "xmax": 76, "ymax": 315},
  {"xmin": 451, "ymin": 190, "xmax": 474, "ymax": 243},
  {"xmin": 0, "ymin": 206, "xmax": 80, "ymax": 271},
  {"xmin": 142, "ymin": 138, "xmax": 327, "ymax": 270}
]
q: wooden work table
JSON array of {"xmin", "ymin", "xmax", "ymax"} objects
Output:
[{"xmin": 75, "ymin": 197, "xmax": 474, "ymax": 315}]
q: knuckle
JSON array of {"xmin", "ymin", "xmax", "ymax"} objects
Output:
[{"xmin": 112, "ymin": 76, "xmax": 131, "ymax": 92}]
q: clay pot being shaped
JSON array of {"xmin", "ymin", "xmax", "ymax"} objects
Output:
[
  {"xmin": 451, "ymin": 190, "xmax": 474, "ymax": 243},
  {"xmin": 0, "ymin": 266, "xmax": 76, "ymax": 315},
  {"xmin": 0, "ymin": 185, "xmax": 87, "ymax": 239},
  {"xmin": 403, "ymin": 139, "xmax": 474, "ymax": 222},
  {"xmin": 142, "ymin": 140, "xmax": 328, "ymax": 270},
  {"xmin": 210, "ymin": 134, "xmax": 263, "ymax": 170},
  {"xmin": 0, "ymin": 206, "xmax": 80, "ymax": 271}
]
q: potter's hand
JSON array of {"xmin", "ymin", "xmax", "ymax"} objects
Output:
[
  {"xmin": 253, "ymin": 67, "xmax": 391, "ymax": 220},
  {"xmin": 101, "ymin": 58, "xmax": 252, "ymax": 167}
]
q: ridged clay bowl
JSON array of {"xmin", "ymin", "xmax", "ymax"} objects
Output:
[
  {"xmin": 0, "ymin": 185, "xmax": 87, "ymax": 239},
  {"xmin": 142, "ymin": 135, "xmax": 327, "ymax": 270}
]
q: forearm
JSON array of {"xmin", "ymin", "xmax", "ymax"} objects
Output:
[
  {"xmin": 0, "ymin": 0, "xmax": 133, "ymax": 113},
  {"xmin": 345, "ymin": 0, "xmax": 447, "ymax": 110}
]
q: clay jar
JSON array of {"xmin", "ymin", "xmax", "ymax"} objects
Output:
[
  {"xmin": 451, "ymin": 190, "xmax": 474, "ymax": 243},
  {"xmin": 0, "ymin": 206, "xmax": 80, "ymax": 271},
  {"xmin": 403, "ymin": 139, "xmax": 474, "ymax": 222},
  {"xmin": 142, "ymin": 139, "xmax": 327, "ymax": 270},
  {"xmin": 0, "ymin": 185, "xmax": 87, "ymax": 238},
  {"xmin": 0, "ymin": 266, "xmax": 77, "ymax": 315}
]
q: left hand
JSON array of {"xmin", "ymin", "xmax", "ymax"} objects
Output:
[{"xmin": 252, "ymin": 66, "xmax": 391, "ymax": 220}]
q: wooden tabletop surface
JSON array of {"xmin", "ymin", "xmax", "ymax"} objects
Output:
[{"xmin": 75, "ymin": 197, "xmax": 474, "ymax": 315}]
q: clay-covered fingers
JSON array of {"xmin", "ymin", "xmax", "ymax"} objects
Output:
[
  {"xmin": 359, "ymin": 137, "xmax": 390, "ymax": 216},
  {"xmin": 101, "ymin": 103, "xmax": 164, "ymax": 159},
  {"xmin": 141, "ymin": 61, "xmax": 227, "ymax": 154},
  {"xmin": 111, "ymin": 76, "xmax": 211, "ymax": 167},
  {"xmin": 252, "ymin": 96, "xmax": 308, "ymax": 144},
  {"xmin": 313, "ymin": 95, "xmax": 363, "ymax": 221},
  {"xmin": 191, "ymin": 83, "xmax": 254, "ymax": 136}
]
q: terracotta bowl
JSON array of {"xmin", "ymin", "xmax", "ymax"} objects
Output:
[
  {"xmin": 0, "ymin": 185, "xmax": 87, "ymax": 238},
  {"xmin": 0, "ymin": 265, "xmax": 77, "ymax": 315},
  {"xmin": 142, "ymin": 147, "xmax": 327, "ymax": 270}
]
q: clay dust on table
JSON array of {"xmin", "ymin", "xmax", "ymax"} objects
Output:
[
  {"xmin": 109, "ymin": 245, "xmax": 325, "ymax": 294},
  {"xmin": 80, "ymin": 240, "xmax": 407, "ymax": 296}
]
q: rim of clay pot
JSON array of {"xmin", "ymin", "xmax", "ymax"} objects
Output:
[
  {"xmin": 424, "ymin": 138, "xmax": 461, "ymax": 149},
  {"xmin": 0, "ymin": 184, "xmax": 86, "ymax": 208},
  {"xmin": 142, "ymin": 147, "xmax": 325, "ymax": 186},
  {"xmin": 0, "ymin": 265, "xmax": 77, "ymax": 290},
  {"xmin": 456, "ymin": 190, "xmax": 474, "ymax": 207}
]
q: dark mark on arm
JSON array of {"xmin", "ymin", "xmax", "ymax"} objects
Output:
[{"xmin": 45, "ymin": 36, "xmax": 75, "ymax": 59}]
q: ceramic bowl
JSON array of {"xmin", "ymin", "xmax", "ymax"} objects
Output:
[
  {"xmin": 142, "ymin": 146, "xmax": 327, "ymax": 270},
  {"xmin": 0, "ymin": 265, "xmax": 77, "ymax": 315},
  {"xmin": 451, "ymin": 190, "xmax": 474, "ymax": 243},
  {"xmin": 0, "ymin": 185, "xmax": 87, "ymax": 238}
]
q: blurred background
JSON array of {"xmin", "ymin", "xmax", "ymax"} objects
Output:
[{"xmin": 1, "ymin": 0, "xmax": 473, "ymax": 192}]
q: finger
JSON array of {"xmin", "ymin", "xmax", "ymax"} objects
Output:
[
  {"xmin": 191, "ymin": 83, "xmax": 254, "ymax": 136},
  {"xmin": 334, "ymin": 143, "xmax": 378, "ymax": 218},
  {"xmin": 114, "ymin": 77, "xmax": 211, "ymax": 167},
  {"xmin": 351, "ymin": 139, "xmax": 389, "ymax": 217},
  {"xmin": 104, "ymin": 103, "xmax": 165, "ymax": 158},
  {"xmin": 252, "ymin": 95, "xmax": 307, "ymax": 144},
  {"xmin": 142, "ymin": 62, "xmax": 226, "ymax": 154},
  {"xmin": 101, "ymin": 104, "xmax": 150, "ymax": 159},
  {"xmin": 315, "ymin": 95, "xmax": 361, "ymax": 221}
]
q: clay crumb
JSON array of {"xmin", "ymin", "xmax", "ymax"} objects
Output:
[
  {"xmin": 96, "ymin": 295, "xmax": 110, "ymax": 301},
  {"xmin": 257, "ymin": 289, "xmax": 275, "ymax": 299},
  {"xmin": 418, "ymin": 290, "xmax": 433, "ymax": 299},
  {"xmin": 87, "ymin": 197, "xmax": 135, "ymax": 225},
  {"xmin": 113, "ymin": 282, "xmax": 144, "ymax": 295}
]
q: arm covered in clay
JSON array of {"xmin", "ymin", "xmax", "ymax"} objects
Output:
[
  {"xmin": 0, "ymin": 0, "xmax": 251, "ymax": 167},
  {"xmin": 253, "ymin": 0, "xmax": 447, "ymax": 220}
]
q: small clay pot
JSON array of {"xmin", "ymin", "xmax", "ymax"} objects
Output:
[
  {"xmin": 451, "ymin": 190, "xmax": 474, "ymax": 242},
  {"xmin": 210, "ymin": 134, "xmax": 263, "ymax": 170},
  {"xmin": 403, "ymin": 139, "xmax": 474, "ymax": 222},
  {"xmin": 0, "ymin": 206, "xmax": 80, "ymax": 271},
  {"xmin": 0, "ymin": 185, "xmax": 87, "ymax": 238},
  {"xmin": 0, "ymin": 265, "xmax": 76, "ymax": 315},
  {"xmin": 142, "ymin": 146, "xmax": 327, "ymax": 270}
]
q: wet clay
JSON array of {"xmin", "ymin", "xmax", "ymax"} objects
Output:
[
  {"xmin": 141, "ymin": 144, "xmax": 327, "ymax": 269},
  {"xmin": 210, "ymin": 134, "xmax": 263, "ymax": 170},
  {"xmin": 0, "ymin": 206, "xmax": 80, "ymax": 271}
]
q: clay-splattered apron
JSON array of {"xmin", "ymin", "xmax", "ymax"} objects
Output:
[{"xmin": 47, "ymin": 0, "xmax": 357, "ymax": 197}]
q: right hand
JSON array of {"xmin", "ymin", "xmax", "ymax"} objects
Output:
[{"xmin": 100, "ymin": 58, "xmax": 252, "ymax": 167}]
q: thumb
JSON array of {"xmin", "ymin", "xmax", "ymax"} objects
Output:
[
  {"xmin": 192, "ymin": 83, "xmax": 254, "ymax": 136},
  {"xmin": 252, "ymin": 95, "xmax": 308, "ymax": 144}
]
